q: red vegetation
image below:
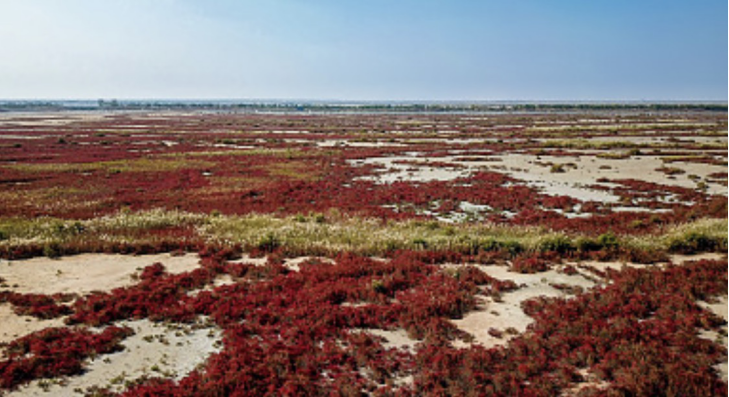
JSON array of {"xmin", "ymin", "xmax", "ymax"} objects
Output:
[
  {"xmin": 415, "ymin": 259, "xmax": 727, "ymax": 396},
  {"xmin": 0, "ymin": 111, "xmax": 727, "ymax": 394},
  {"xmin": 0, "ymin": 291, "xmax": 74, "ymax": 319},
  {"xmin": 0, "ymin": 326, "xmax": 133, "ymax": 389},
  {"xmin": 1, "ymin": 113, "xmax": 725, "ymax": 237},
  {"xmin": 0, "ymin": 252, "xmax": 719, "ymax": 395}
]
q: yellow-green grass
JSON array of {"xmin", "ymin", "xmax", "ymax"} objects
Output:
[
  {"xmin": 0, "ymin": 209, "xmax": 725, "ymax": 259},
  {"xmin": 161, "ymin": 148, "xmax": 329, "ymax": 159},
  {"xmin": 5, "ymin": 157, "xmax": 215, "ymax": 174}
]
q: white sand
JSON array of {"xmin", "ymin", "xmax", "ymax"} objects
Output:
[
  {"xmin": 10, "ymin": 319, "xmax": 222, "ymax": 396},
  {"xmin": 0, "ymin": 305, "xmax": 67, "ymax": 345},
  {"xmin": 282, "ymin": 256, "xmax": 335, "ymax": 272},
  {"xmin": 0, "ymin": 253, "xmax": 202, "ymax": 295},
  {"xmin": 484, "ymin": 153, "xmax": 727, "ymax": 198},
  {"xmin": 363, "ymin": 328, "xmax": 419, "ymax": 351},
  {"xmin": 452, "ymin": 264, "xmax": 597, "ymax": 349},
  {"xmin": 0, "ymin": 253, "xmax": 202, "ymax": 348},
  {"xmin": 349, "ymin": 151, "xmax": 727, "ymax": 203}
]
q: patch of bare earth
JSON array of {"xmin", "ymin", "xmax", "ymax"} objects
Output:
[
  {"xmin": 449, "ymin": 253, "xmax": 728, "ymax": 392},
  {"xmin": 0, "ymin": 305, "xmax": 66, "ymax": 345},
  {"xmin": 697, "ymin": 295, "xmax": 728, "ymax": 382},
  {"xmin": 0, "ymin": 253, "xmax": 202, "ymax": 295},
  {"xmin": 9, "ymin": 319, "xmax": 222, "ymax": 396},
  {"xmin": 451, "ymin": 264, "xmax": 596, "ymax": 349},
  {"xmin": 451, "ymin": 255, "xmax": 726, "ymax": 349},
  {"xmin": 0, "ymin": 253, "xmax": 202, "ymax": 351},
  {"xmin": 351, "ymin": 328, "xmax": 418, "ymax": 387}
]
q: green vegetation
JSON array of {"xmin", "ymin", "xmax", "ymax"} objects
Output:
[
  {"xmin": 6, "ymin": 158, "xmax": 214, "ymax": 174},
  {"xmin": 0, "ymin": 209, "xmax": 725, "ymax": 260}
]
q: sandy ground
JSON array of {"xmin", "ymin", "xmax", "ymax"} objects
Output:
[
  {"xmin": 317, "ymin": 140, "xmax": 407, "ymax": 148},
  {"xmin": 352, "ymin": 328, "xmax": 417, "ymax": 386},
  {"xmin": 351, "ymin": 154, "xmax": 470, "ymax": 184},
  {"xmin": 350, "ymin": 151, "xmax": 727, "ymax": 203},
  {"xmin": 0, "ymin": 253, "xmax": 201, "ymax": 295},
  {"xmin": 0, "ymin": 253, "xmax": 201, "ymax": 346},
  {"xmin": 488, "ymin": 153, "xmax": 727, "ymax": 197},
  {"xmin": 1, "ymin": 252, "xmax": 725, "ymax": 393},
  {"xmin": 364, "ymin": 328, "xmax": 419, "ymax": 351},
  {"xmin": 283, "ymin": 256, "xmax": 335, "ymax": 272},
  {"xmin": 451, "ymin": 253, "xmax": 727, "ymax": 351},
  {"xmin": 9, "ymin": 319, "xmax": 221, "ymax": 396},
  {"xmin": 0, "ymin": 305, "xmax": 66, "ymax": 345},
  {"xmin": 450, "ymin": 253, "xmax": 728, "ymax": 390},
  {"xmin": 227, "ymin": 254, "xmax": 269, "ymax": 267},
  {"xmin": 0, "ymin": 112, "xmax": 112, "ymax": 127},
  {"xmin": 697, "ymin": 295, "xmax": 728, "ymax": 382},
  {"xmin": 452, "ymin": 264, "xmax": 597, "ymax": 349}
]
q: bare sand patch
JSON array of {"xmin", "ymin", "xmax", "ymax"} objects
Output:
[
  {"xmin": 317, "ymin": 140, "xmax": 406, "ymax": 148},
  {"xmin": 283, "ymin": 256, "xmax": 335, "ymax": 272},
  {"xmin": 0, "ymin": 112, "xmax": 112, "ymax": 127},
  {"xmin": 452, "ymin": 254, "xmax": 727, "ymax": 350},
  {"xmin": 363, "ymin": 328, "xmax": 419, "ymax": 351},
  {"xmin": 668, "ymin": 252, "xmax": 727, "ymax": 264},
  {"xmin": 0, "ymin": 305, "xmax": 66, "ymax": 345},
  {"xmin": 487, "ymin": 153, "xmax": 727, "ymax": 197},
  {"xmin": 697, "ymin": 295, "xmax": 728, "ymax": 382},
  {"xmin": 576, "ymin": 253, "xmax": 727, "ymax": 274},
  {"xmin": 452, "ymin": 264, "xmax": 597, "ymax": 349},
  {"xmin": 350, "ymin": 154, "xmax": 470, "ymax": 183},
  {"xmin": 0, "ymin": 253, "xmax": 202, "ymax": 349},
  {"xmin": 0, "ymin": 253, "xmax": 201, "ymax": 295},
  {"xmin": 227, "ymin": 254, "xmax": 269, "ymax": 267},
  {"xmin": 350, "ymin": 328, "xmax": 417, "ymax": 387},
  {"xmin": 352, "ymin": 151, "xmax": 726, "ymax": 202},
  {"xmin": 9, "ymin": 319, "xmax": 222, "ymax": 396}
]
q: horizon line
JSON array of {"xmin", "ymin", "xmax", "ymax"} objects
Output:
[{"xmin": 1, "ymin": 98, "xmax": 727, "ymax": 104}]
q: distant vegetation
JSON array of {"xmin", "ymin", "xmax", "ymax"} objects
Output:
[{"xmin": 0, "ymin": 100, "xmax": 726, "ymax": 113}]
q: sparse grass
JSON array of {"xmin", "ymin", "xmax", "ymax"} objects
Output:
[
  {"xmin": 0, "ymin": 209, "xmax": 205, "ymax": 258},
  {"xmin": 200, "ymin": 212, "xmax": 547, "ymax": 256},
  {"xmin": 161, "ymin": 148, "xmax": 320, "ymax": 159},
  {"xmin": 0, "ymin": 209, "xmax": 725, "ymax": 260},
  {"xmin": 257, "ymin": 160, "xmax": 320, "ymax": 181},
  {"xmin": 596, "ymin": 150, "xmax": 639, "ymax": 160},
  {"xmin": 661, "ymin": 218, "xmax": 728, "ymax": 254},
  {"xmin": 6, "ymin": 158, "xmax": 214, "ymax": 174},
  {"xmin": 541, "ymin": 139, "xmax": 641, "ymax": 150},
  {"xmin": 656, "ymin": 166, "xmax": 686, "ymax": 175}
]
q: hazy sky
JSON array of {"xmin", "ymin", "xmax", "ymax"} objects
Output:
[{"xmin": 1, "ymin": 0, "xmax": 726, "ymax": 100}]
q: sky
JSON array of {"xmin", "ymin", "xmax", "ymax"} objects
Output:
[{"xmin": 0, "ymin": 0, "xmax": 726, "ymax": 101}]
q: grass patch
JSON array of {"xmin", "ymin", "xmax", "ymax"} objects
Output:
[
  {"xmin": 256, "ymin": 161, "xmax": 320, "ymax": 181},
  {"xmin": 0, "ymin": 209, "xmax": 725, "ymax": 260},
  {"xmin": 6, "ymin": 158, "xmax": 214, "ymax": 174},
  {"xmin": 161, "ymin": 148, "xmax": 322, "ymax": 159}
]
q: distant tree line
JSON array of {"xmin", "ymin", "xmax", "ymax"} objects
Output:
[{"xmin": 0, "ymin": 100, "xmax": 726, "ymax": 113}]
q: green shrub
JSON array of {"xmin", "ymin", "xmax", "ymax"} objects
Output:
[
  {"xmin": 371, "ymin": 279, "xmax": 386, "ymax": 294},
  {"xmin": 538, "ymin": 235, "xmax": 574, "ymax": 254},
  {"xmin": 575, "ymin": 237, "xmax": 601, "ymax": 252},
  {"xmin": 667, "ymin": 231, "xmax": 722, "ymax": 254},
  {"xmin": 412, "ymin": 238, "xmax": 429, "ymax": 249},
  {"xmin": 257, "ymin": 232, "xmax": 281, "ymax": 253},
  {"xmin": 480, "ymin": 238, "xmax": 523, "ymax": 256},
  {"xmin": 43, "ymin": 244, "xmax": 61, "ymax": 259},
  {"xmin": 596, "ymin": 232, "xmax": 619, "ymax": 249}
]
